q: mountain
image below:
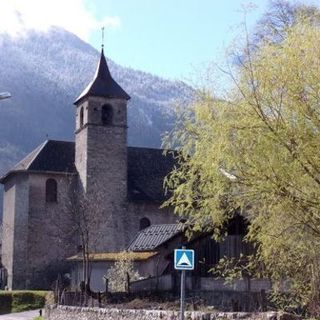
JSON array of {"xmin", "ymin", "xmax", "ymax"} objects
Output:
[{"xmin": 0, "ymin": 27, "xmax": 193, "ymax": 217}]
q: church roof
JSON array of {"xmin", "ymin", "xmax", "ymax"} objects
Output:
[
  {"xmin": 127, "ymin": 147, "xmax": 176, "ymax": 202},
  {"xmin": 0, "ymin": 140, "xmax": 176, "ymax": 202},
  {"xmin": 127, "ymin": 224, "xmax": 182, "ymax": 252},
  {"xmin": 0, "ymin": 140, "xmax": 76, "ymax": 182},
  {"xmin": 74, "ymin": 49, "xmax": 130, "ymax": 104}
]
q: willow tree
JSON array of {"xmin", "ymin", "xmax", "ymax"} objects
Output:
[{"xmin": 163, "ymin": 16, "xmax": 320, "ymax": 314}]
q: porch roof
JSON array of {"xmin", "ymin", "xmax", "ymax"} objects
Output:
[{"xmin": 67, "ymin": 251, "xmax": 157, "ymax": 262}]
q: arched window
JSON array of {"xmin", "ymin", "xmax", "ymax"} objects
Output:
[
  {"xmin": 139, "ymin": 217, "xmax": 151, "ymax": 230},
  {"xmin": 46, "ymin": 178, "xmax": 57, "ymax": 203},
  {"xmin": 80, "ymin": 107, "xmax": 84, "ymax": 128},
  {"xmin": 101, "ymin": 104, "xmax": 113, "ymax": 125}
]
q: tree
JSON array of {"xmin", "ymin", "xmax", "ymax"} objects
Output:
[
  {"xmin": 47, "ymin": 176, "xmax": 109, "ymax": 294},
  {"xmin": 63, "ymin": 178, "xmax": 108, "ymax": 289},
  {"xmin": 163, "ymin": 7, "xmax": 320, "ymax": 315},
  {"xmin": 253, "ymin": 0, "xmax": 320, "ymax": 45},
  {"xmin": 105, "ymin": 251, "xmax": 140, "ymax": 293}
]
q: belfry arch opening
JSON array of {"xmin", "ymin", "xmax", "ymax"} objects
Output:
[{"xmin": 101, "ymin": 104, "xmax": 113, "ymax": 125}]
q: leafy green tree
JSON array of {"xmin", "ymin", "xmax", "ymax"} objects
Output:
[{"xmin": 163, "ymin": 10, "xmax": 320, "ymax": 315}]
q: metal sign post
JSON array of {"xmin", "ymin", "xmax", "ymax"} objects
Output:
[
  {"xmin": 180, "ymin": 268, "xmax": 186, "ymax": 320},
  {"xmin": 174, "ymin": 247, "xmax": 195, "ymax": 320}
]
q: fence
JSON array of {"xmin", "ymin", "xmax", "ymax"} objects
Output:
[{"xmin": 130, "ymin": 275, "xmax": 271, "ymax": 293}]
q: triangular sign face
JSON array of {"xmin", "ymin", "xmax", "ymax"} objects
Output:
[{"xmin": 177, "ymin": 252, "xmax": 192, "ymax": 267}]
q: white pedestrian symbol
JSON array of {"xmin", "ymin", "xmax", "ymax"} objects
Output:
[{"xmin": 177, "ymin": 253, "xmax": 192, "ymax": 267}]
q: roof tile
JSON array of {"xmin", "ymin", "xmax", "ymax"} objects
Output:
[{"xmin": 128, "ymin": 224, "xmax": 182, "ymax": 252}]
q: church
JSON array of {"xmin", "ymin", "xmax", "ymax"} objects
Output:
[
  {"xmin": 0, "ymin": 48, "xmax": 179, "ymax": 290},
  {"xmin": 0, "ymin": 48, "xmax": 251, "ymax": 294}
]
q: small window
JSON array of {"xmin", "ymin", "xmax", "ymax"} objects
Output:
[
  {"xmin": 101, "ymin": 104, "xmax": 113, "ymax": 125},
  {"xmin": 80, "ymin": 107, "xmax": 84, "ymax": 128},
  {"xmin": 46, "ymin": 178, "xmax": 57, "ymax": 203},
  {"xmin": 139, "ymin": 217, "xmax": 151, "ymax": 230}
]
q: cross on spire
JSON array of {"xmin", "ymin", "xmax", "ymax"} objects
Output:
[{"xmin": 101, "ymin": 26, "xmax": 105, "ymax": 50}]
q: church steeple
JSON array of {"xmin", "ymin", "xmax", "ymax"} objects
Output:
[
  {"xmin": 74, "ymin": 49, "xmax": 130, "ymax": 104},
  {"xmin": 74, "ymin": 45, "xmax": 129, "ymax": 252}
]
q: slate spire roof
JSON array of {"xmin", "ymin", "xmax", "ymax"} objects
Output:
[{"xmin": 74, "ymin": 48, "xmax": 130, "ymax": 104}]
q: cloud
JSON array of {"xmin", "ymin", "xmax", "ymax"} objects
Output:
[{"xmin": 0, "ymin": 0, "xmax": 121, "ymax": 41}]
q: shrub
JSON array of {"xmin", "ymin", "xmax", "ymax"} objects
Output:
[
  {"xmin": 0, "ymin": 292, "xmax": 12, "ymax": 314},
  {"xmin": 0, "ymin": 291, "xmax": 47, "ymax": 314}
]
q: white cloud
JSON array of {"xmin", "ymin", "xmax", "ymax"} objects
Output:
[{"xmin": 0, "ymin": 0, "xmax": 121, "ymax": 41}]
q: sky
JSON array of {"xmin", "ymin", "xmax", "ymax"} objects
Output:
[{"xmin": 0, "ymin": 0, "xmax": 319, "ymax": 81}]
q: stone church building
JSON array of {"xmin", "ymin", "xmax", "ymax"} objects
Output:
[
  {"xmin": 0, "ymin": 49, "xmax": 251, "ymax": 293},
  {"xmin": 0, "ymin": 49, "xmax": 178, "ymax": 289}
]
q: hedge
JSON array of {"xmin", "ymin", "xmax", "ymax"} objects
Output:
[{"xmin": 0, "ymin": 291, "xmax": 47, "ymax": 314}]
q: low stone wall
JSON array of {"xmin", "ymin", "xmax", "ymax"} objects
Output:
[{"xmin": 45, "ymin": 305, "xmax": 300, "ymax": 320}]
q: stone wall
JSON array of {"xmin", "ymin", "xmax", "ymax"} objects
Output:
[
  {"xmin": 1, "ymin": 169, "xmax": 77, "ymax": 289},
  {"xmin": 1, "ymin": 174, "xmax": 29, "ymax": 289},
  {"xmin": 27, "ymin": 172, "xmax": 76, "ymax": 288},
  {"xmin": 46, "ymin": 305, "xmax": 299, "ymax": 320}
]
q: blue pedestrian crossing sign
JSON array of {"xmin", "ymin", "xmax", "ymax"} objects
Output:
[{"xmin": 174, "ymin": 249, "xmax": 195, "ymax": 270}]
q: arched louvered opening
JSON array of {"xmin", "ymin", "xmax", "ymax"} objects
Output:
[{"xmin": 101, "ymin": 104, "xmax": 113, "ymax": 125}]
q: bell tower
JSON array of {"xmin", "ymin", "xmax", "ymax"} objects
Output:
[{"xmin": 74, "ymin": 48, "xmax": 130, "ymax": 252}]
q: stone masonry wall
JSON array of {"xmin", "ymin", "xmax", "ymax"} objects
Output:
[
  {"xmin": 2, "ymin": 174, "xmax": 29, "ymax": 289},
  {"xmin": 27, "ymin": 172, "xmax": 76, "ymax": 288},
  {"xmin": 46, "ymin": 305, "xmax": 300, "ymax": 320}
]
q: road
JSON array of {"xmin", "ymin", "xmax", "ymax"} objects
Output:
[{"xmin": 0, "ymin": 309, "xmax": 43, "ymax": 320}]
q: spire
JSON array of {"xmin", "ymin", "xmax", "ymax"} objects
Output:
[{"xmin": 74, "ymin": 48, "xmax": 130, "ymax": 104}]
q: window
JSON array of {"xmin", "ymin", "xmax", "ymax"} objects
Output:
[
  {"xmin": 101, "ymin": 104, "xmax": 113, "ymax": 125},
  {"xmin": 139, "ymin": 217, "xmax": 151, "ymax": 230},
  {"xmin": 80, "ymin": 107, "xmax": 84, "ymax": 128},
  {"xmin": 46, "ymin": 178, "xmax": 57, "ymax": 203}
]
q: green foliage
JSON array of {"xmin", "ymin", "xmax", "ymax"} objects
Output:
[
  {"xmin": 212, "ymin": 254, "xmax": 266, "ymax": 283},
  {"xmin": 163, "ymin": 8, "xmax": 320, "ymax": 316},
  {"xmin": 0, "ymin": 291, "xmax": 47, "ymax": 314}
]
